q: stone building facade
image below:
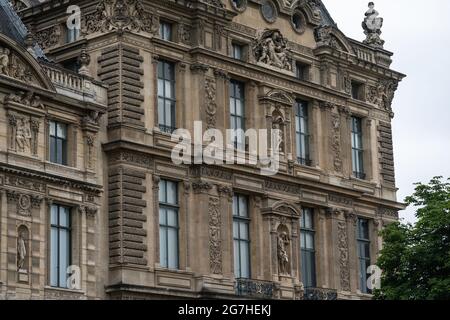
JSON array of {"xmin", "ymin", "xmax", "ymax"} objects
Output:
[{"xmin": 0, "ymin": 0, "xmax": 405, "ymax": 300}]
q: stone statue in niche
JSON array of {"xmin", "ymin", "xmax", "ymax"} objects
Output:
[
  {"xmin": 253, "ymin": 29, "xmax": 292, "ymax": 71},
  {"xmin": 362, "ymin": 2, "xmax": 385, "ymax": 48},
  {"xmin": 16, "ymin": 118, "xmax": 32, "ymax": 153},
  {"xmin": 0, "ymin": 47, "xmax": 10, "ymax": 76},
  {"xmin": 17, "ymin": 229, "xmax": 27, "ymax": 271},
  {"xmin": 277, "ymin": 229, "xmax": 291, "ymax": 275}
]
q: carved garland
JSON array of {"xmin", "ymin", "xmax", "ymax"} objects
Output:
[{"xmin": 337, "ymin": 220, "xmax": 350, "ymax": 291}]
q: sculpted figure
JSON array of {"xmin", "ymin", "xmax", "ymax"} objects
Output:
[
  {"xmin": 277, "ymin": 231, "xmax": 290, "ymax": 275},
  {"xmin": 0, "ymin": 47, "xmax": 10, "ymax": 76},
  {"xmin": 16, "ymin": 118, "xmax": 31, "ymax": 152},
  {"xmin": 17, "ymin": 231, "xmax": 27, "ymax": 271}
]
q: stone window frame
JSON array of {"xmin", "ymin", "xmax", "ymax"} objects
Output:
[
  {"xmin": 45, "ymin": 200, "xmax": 84, "ymax": 292},
  {"xmin": 45, "ymin": 116, "xmax": 78, "ymax": 168},
  {"xmin": 291, "ymin": 9, "xmax": 307, "ymax": 35},
  {"xmin": 154, "ymin": 176, "xmax": 189, "ymax": 271},
  {"xmin": 230, "ymin": 0, "xmax": 248, "ymax": 13},
  {"xmin": 295, "ymin": 60, "xmax": 311, "ymax": 82},
  {"xmin": 299, "ymin": 206, "xmax": 317, "ymax": 288},
  {"xmin": 232, "ymin": 193, "xmax": 252, "ymax": 279}
]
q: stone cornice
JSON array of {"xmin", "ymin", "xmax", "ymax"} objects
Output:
[{"xmin": 0, "ymin": 164, "xmax": 103, "ymax": 195}]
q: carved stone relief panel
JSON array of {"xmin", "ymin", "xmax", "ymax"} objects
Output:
[
  {"xmin": 253, "ymin": 29, "xmax": 292, "ymax": 72},
  {"xmin": 0, "ymin": 45, "xmax": 39, "ymax": 85},
  {"xmin": 6, "ymin": 190, "xmax": 43, "ymax": 216},
  {"xmin": 337, "ymin": 220, "xmax": 350, "ymax": 291},
  {"xmin": 208, "ymin": 196, "xmax": 222, "ymax": 274}
]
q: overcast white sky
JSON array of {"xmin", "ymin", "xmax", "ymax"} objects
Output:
[{"xmin": 322, "ymin": 0, "xmax": 450, "ymax": 223}]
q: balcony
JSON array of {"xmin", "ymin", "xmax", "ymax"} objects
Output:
[
  {"xmin": 303, "ymin": 287, "xmax": 338, "ymax": 300},
  {"xmin": 235, "ymin": 279, "xmax": 274, "ymax": 299},
  {"xmin": 41, "ymin": 62, "xmax": 107, "ymax": 107}
]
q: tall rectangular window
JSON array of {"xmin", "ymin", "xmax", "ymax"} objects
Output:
[
  {"xmin": 295, "ymin": 101, "xmax": 310, "ymax": 166},
  {"xmin": 233, "ymin": 194, "xmax": 250, "ymax": 279},
  {"xmin": 159, "ymin": 21, "xmax": 173, "ymax": 41},
  {"xmin": 357, "ymin": 218, "xmax": 371, "ymax": 294},
  {"xmin": 158, "ymin": 60, "xmax": 176, "ymax": 133},
  {"xmin": 159, "ymin": 180, "xmax": 179, "ymax": 269},
  {"xmin": 300, "ymin": 208, "xmax": 316, "ymax": 288},
  {"xmin": 50, "ymin": 204, "xmax": 71, "ymax": 288},
  {"xmin": 351, "ymin": 117, "xmax": 365, "ymax": 179},
  {"xmin": 49, "ymin": 120, "xmax": 68, "ymax": 166},
  {"xmin": 229, "ymin": 80, "xmax": 245, "ymax": 150}
]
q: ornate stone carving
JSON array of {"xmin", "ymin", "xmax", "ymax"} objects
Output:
[
  {"xmin": 34, "ymin": 25, "xmax": 61, "ymax": 50},
  {"xmin": 208, "ymin": 197, "xmax": 222, "ymax": 274},
  {"xmin": 330, "ymin": 113, "xmax": 342, "ymax": 173},
  {"xmin": 253, "ymin": 29, "xmax": 292, "ymax": 71},
  {"xmin": 204, "ymin": 77, "xmax": 217, "ymax": 129},
  {"xmin": 178, "ymin": 23, "xmax": 192, "ymax": 45},
  {"xmin": 6, "ymin": 191, "xmax": 43, "ymax": 216},
  {"xmin": 78, "ymin": 46, "xmax": 91, "ymax": 77},
  {"xmin": 362, "ymin": 2, "xmax": 384, "ymax": 49},
  {"xmin": 5, "ymin": 91, "xmax": 45, "ymax": 109},
  {"xmin": 0, "ymin": 47, "xmax": 36, "ymax": 84},
  {"xmin": 277, "ymin": 225, "xmax": 291, "ymax": 275},
  {"xmin": 192, "ymin": 181, "xmax": 213, "ymax": 193},
  {"xmin": 314, "ymin": 26, "xmax": 341, "ymax": 50},
  {"xmin": 366, "ymin": 80, "xmax": 398, "ymax": 115},
  {"xmin": 86, "ymin": 134, "xmax": 96, "ymax": 170},
  {"xmin": 82, "ymin": 0, "xmax": 159, "ymax": 35},
  {"xmin": 338, "ymin": 221, "xmax": 350, "ymax": 291},
  {"xmin": 9, "ymin": 0, "xmax": 28, "ymax": 11}
]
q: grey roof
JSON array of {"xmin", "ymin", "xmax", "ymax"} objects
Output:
[{"xmin": 0, "ymin": 0, "xmax": 45, "ymax": 58}]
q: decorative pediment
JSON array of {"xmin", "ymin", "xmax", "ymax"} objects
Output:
[
  {"xmin": 0, "ymin": 34, "xmax": 55, "ymax": 91},
  {"xmin": 272, "ymin": 201, "xmax": 301, "ymax": 216},
  {"xmin": 8, "ymin": 0, "xmax": 29, "ymax": 12},
  {"xmin": 314, "ymin": 25, "xmax": 354, "ymax": 54},
  {"xmin": 82, "ymin": 0, "xmax": 160, "ymax": 35},
  {"xmin": 260, "ymin": 89, "xmax": 294, "ymax": 106}
]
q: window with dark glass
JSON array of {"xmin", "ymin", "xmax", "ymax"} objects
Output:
[
  {"xmin": 232, "ymin": 43, "xmax": 244, "ymax": 60},
  {"xmin": 351, "ymin": 117, "xmax": 365, "ymax": 179},
  {"xmin": 61, "ymin": 58, "xmax": 80, "ymax": 73},
  {"xmin": 296, "ymin": 62, "xmax": 309, "ymax": 81},
  {"xmin": 300, "ymin": 208, "xmax": 316, "ymax": 288},
  {"xmin": 357, "ymin": 218, "xmax": 371, "ymax": 294},
  {"xmin": 351, "ymin": 81, "xmax": 364, "ymax": 100},
  {"xmin": 233, "ymin": 194, "xmax": 250, "ymax": 279},
  {"xmin": 229, "ymin": 80, "xmax": 246, "ymax": 150},
  {"xmin": 50, "ymin": 204, "xmax": 71, "ymax": 288},
  {"xmin": 159, "ymin": 180, "xmax": 179, "ymax": 269},
  {"xmin": 157, "ymin": 60, "xmax": 176, "ymax": 133},
  {"xmin": 159, "ymin": 21, "xmax": 173, "ymax": 41},
  {"xmin": 295, "ymin": 101, "xmax": 311, "ymax": 166},
  {"xmin": 49, "ymin": 120, "xmax": 68, "ymax": 166}
]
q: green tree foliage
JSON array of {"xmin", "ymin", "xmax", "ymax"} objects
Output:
[{"xmin": 374, "ymin": 177, "xmax": 450, "ymax": 300}]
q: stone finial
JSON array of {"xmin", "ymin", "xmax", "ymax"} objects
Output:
[{"xmin": 362, "ymin": 2, "xmax": 385, "ymax": 49}]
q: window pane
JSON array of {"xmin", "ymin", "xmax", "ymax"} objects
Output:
[
  {"xmin": 239, "ymin": 241, "xmax": 250, "ymax": 278},
  {"xmin": 239, "ymin": 222, "xmax": 249, "ymax": 241},
  {"xmin": 234, "ymin": 240, "xmax": 240, "ymax": 277},
  {"xmin": 233, "ymin": 221, "xmax": 239, "ymax": 238},
  {"xmin": 49, "ymin": 121, "xmax": 56, "ymax": 136},
  {"xmin": 167, "ymin": 181, "xmax": 177, "ymax": 205},
  {"xmin": 238, "ymin": 196, "xmax": 247, "ymax": 217},
  {"xmin": 51, "ymin": 205, "xmax": 58, "ymax": 225},
  {"xmin": 232, "ymin": 196, "xmax": 238, "ymax": 216},
  {"xmin": 50, "ymin": 227, "xmax": 58, "ymax": 286},
  {"xmin": 159, "ymin": 226, "xmax": 167, "ymax": 268},
  {"xmin": 305, "ymin": 233, "xmax": 314, "ymax": 250},
  {"xmin": 168, "ymin": 228, "xmax": 178, "ymax": 268},
  {"xmin": 57, "ymin": 123, "xmax": 66, "ymax": 139},
  {"xmin": 159, "ymin": 208, "xmax": 167, "ymax": 225},
  {"xmin": 59, "ymin": 229, "xmax": 70, "ymax": 288},
  {"xmin": 60, "ymin": 207, "xmax": 70, "ymax": 228},
  {"xmin": 167, "ymin": 209, "xmax": 178, "ymax": 227}
]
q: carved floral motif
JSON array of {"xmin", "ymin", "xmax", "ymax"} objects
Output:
[
  {"xmin": 330, "ymin": 113, "xmax": 342, "ymax": 173},
  {"xmin": 204, "ymin": 77, "xmax": 217, "ymax": 129},
  {"xmin": 82, "ymin": 0, "xmax": 159, "ymax": 35},
  {"xmin": 208, "ymin": 197, "xmax": 222, "ymax": 274},
  {"xmin": 338, "ymin": 221, "xmax": 350, "ymax": 291},
  {"xmin": 34, "ymin": 26, "xmax": 61, "ymax": 50}
]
